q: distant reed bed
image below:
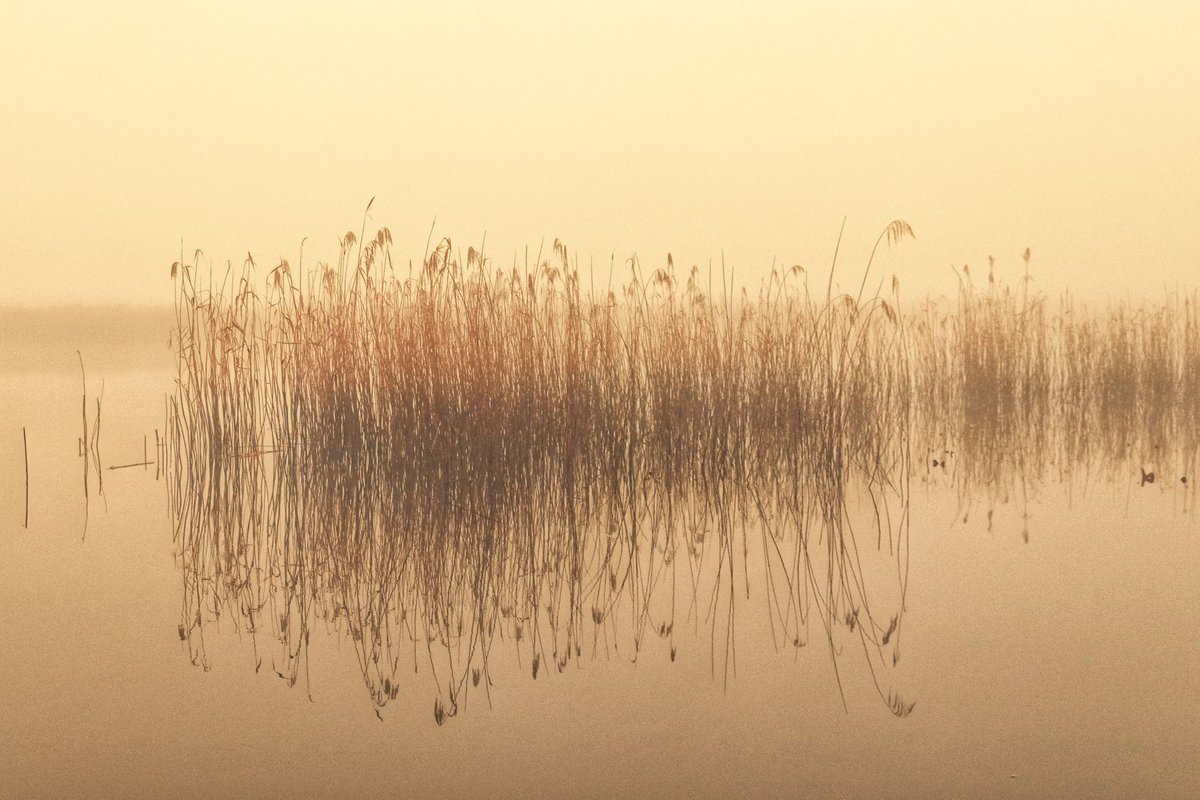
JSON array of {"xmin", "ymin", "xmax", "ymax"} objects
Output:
[
  {"xmin": 909, "ymin": 261, "xmax": 1200, "ymax": 503},
  {"xmin": 167, "ymin": 217, "xmax": 1198, "ymax": 719}
]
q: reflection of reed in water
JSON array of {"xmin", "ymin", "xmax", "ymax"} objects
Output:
[
  {"xmin": 169, "ymin": 221, "xmax": 916, "ymax": 721},
  {"xmin": 171, "ymin": 449, "xmax": 911, "ymax": 723}
]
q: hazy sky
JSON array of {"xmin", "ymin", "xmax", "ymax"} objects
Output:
[{"xmin": 2, "ymin": 1, "xmax": 1197, "ymax": 306}]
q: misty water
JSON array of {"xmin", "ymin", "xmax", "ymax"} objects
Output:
[{"xmin": 2, "ymin": 305, "xmax": 1199, "ymax": 800}]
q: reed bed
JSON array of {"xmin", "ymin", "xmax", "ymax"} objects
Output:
[
  {"xmin": 168, "ymin": 219, "xmax": 1200, "ymax": 721},
  {"xmin": 908, "ymin": 269, "xmax": 1200, "ymax": 502}
]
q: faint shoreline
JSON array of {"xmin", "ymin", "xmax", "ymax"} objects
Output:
[{"xmin": 0, "ymin": 305, "xmax": 174, "ymax": 374}]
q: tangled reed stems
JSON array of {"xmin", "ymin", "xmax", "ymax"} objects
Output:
[{"xmin": 168, "ymin": 217, "xmax": 1199, "ymax": 722}]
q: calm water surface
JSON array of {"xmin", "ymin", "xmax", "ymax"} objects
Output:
[{"xmin": 1, "ymin": 309, "xmax": 1198, "ymax": 799}]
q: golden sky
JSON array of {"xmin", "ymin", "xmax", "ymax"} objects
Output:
[{"xmin": 1, "ymin": 1, "xmax": 1197, "ymax": 306}]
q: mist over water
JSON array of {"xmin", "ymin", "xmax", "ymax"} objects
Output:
[
  {"xmin": 4, "ymin": 2, "xmax": 1199, "ymax": 795},
  {"xmin": 2, "ymin": 234, "xmax": 1200, "ymax": 798}
]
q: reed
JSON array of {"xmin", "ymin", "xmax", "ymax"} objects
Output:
[
  {"xmin": 167, "ymin": 217, "xmax": 1199, "ymax": 721},
  {"xmin": 22, "ymin": 426, "xmax": 28, "ymax": 529},
  {"xmin": 904, "ymin": 269, "xmax": 1200, "ymax": 500}
]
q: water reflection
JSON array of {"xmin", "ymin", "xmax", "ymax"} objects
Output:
[{"xmin": 171, "ymin": 425, "xmax": 913, "ymax": 723}]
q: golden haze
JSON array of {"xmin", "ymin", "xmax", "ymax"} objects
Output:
[{"xmin": 1, "ymin": 1, "xmax": 1197, "ymax": 306}]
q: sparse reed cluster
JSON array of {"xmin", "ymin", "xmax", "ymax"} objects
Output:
[{"xmin": 908, "ymin": 266, "xmax": 1200, "ymax": 498}]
